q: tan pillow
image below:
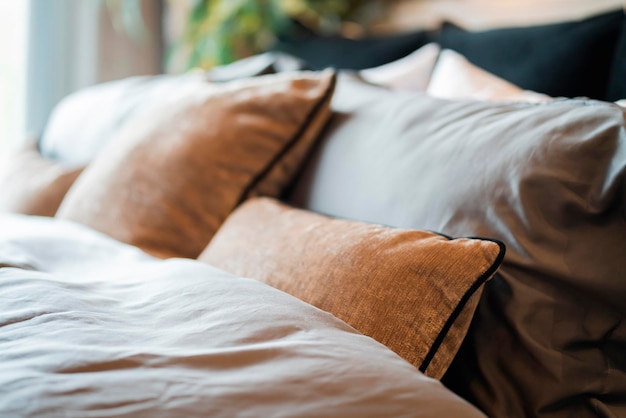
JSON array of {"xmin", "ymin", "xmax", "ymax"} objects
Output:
[
  {"xmin": 57, "ymin": 71, "xmax": 336, "ymax": 259},
  {"xmin": 0, "ymin": 140, "xmax": 83, "ymax": 216},
  {"xmin": 199, "ymin": 197, "xmax": 505, "ymax": 379},
  {"xmin": 427, "ymin": 49, "xmax": 551, "ymax": 102}
]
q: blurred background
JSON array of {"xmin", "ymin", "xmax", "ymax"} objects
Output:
[{"xmin": 1, "ymin": 0, "xmax": 622, "ymax": 153}]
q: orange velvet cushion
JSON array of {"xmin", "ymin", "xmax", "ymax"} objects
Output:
[
  {"xmin": 57, "ymin": 71, "xmax": 335, "ymax": 259},
  {"xmin": 199, "ymin": 197, "xmax": 505, "ymax": 379},
  {"xmin": 0, "ymin": 140, "xmax": 83, "ymax": 216}
]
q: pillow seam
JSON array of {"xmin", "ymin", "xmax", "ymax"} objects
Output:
[
  {"xmin": 236, "ymin": 71, "xmax": 337, "ymax": 206},
  {"xmin": 419, "ymin": 238, "xmax": 506, "ymax": 375}
]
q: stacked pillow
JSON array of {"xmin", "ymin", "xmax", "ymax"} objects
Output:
[
  {"xmin": 287, "ymin": 68, "xmax": 626, "ymax": 418},
  {"xmin": 28, "ymin": 10, "xmax": 626, "ymax": 416},
  {"xmin": 200, "ymin": 197, "xmax": 505, "ymax": 379},
  {"xmin": 273, "ymin": 9, "xmax": 625, "ymax": 100},
  {"xmin": 14, "ymin": 58, "xmax": 510, "ymax": 413},
  {"xmin": 55, "ymin": 71, "xmax": 336, "ymax": 259},
  {"xmin": 436, "ymin": 10, "xmax": 624, "ymax": 99}
]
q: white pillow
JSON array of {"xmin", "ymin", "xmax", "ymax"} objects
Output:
[
  {"xmin": 616, "ymin": 100, "xmax": 626, "ymax": 107},
  {"xmin": 427, "ymin": 49, "xmax": 551, "ymax": 102},
  {"xmin": 39, "ymin": 74, "xmax": 205, "ymax": 167},
  {"xmin": 359, "ymin": 43, "xmax": 440, "ymax": 92}
]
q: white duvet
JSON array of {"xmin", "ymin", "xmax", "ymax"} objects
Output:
[{"xmin": 0, "ymin": 214, "xmax": 485, "ymax": 418}]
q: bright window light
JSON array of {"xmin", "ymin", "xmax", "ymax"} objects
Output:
[{"xmin": 0, "ymin": 2, "xmax": 29, "ymax": 152}]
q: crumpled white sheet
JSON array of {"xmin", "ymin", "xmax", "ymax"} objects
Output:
[{"xmin": 0, "ymin": 214, "xmax": 485, "ymax": 418}]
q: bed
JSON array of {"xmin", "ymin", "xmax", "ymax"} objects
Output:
[{"xmin": 2, "ymin": 5, "xmax": 626, "ymax": 418}]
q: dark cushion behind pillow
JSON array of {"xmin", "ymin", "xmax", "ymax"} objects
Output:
[
  {"xmin": 289, "ymin": 74, "xmax": 626, "ymax": 418},
  {"xmin": 273, "ymin": 29, "xmax": 433, "ymax": 70},
  {"xmin": 607, "ymin": 12, "xmax": 626, "ymax": 101},
  {"xmin": 438, "ymin": 10, "xmax": 624, "ymax": 100}
]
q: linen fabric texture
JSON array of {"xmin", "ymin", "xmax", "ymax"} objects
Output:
[
  {"xmin": 57, "ymin": 70, "xmax": 336, "ymax": 259},
  {"xmin": 0, "ymin": 213, "xmax": 488, "ymax": 418},
  {"xmin": 200, "ymin": 197, "xmax": 505, "ymax": 380},
  {"xmin": 427, "ymin": 49, "xmax": 550, "ymax": 102},
  {"xmin": 289, "ymin": 74, "xmax": 626, "ymax": 418}
]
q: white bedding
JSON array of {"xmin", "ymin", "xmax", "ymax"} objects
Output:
[{"xmin": 0, "ymin": 214, "xmax": 485, "ymax": 417}]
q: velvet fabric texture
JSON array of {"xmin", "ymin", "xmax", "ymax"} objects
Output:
[
  {"xmin": 57, "ymin": 71, "xmax": 336, "ymax": 259},
  {"xmin": 0, "ymin": 141, "xmax": 83, "ymax": 216},
  {"xmin": 200, "ymin": 197, "xmax": 505, "ymax": 380},
  {"xmin": 289, "ymin": 75, "xmax": 626, "ymax": 418}
]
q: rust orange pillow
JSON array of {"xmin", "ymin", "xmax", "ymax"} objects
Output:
[
  {"xmin": 0, "ymin": 140, "xmax": 83, "ymax": 216},
  {"xmin": 57, "ymin": 71, "xmax": 335, "ymax": 259},
  {"xmin": 199, "ymin": 197, "xmax": 505, "ymax": 379}
]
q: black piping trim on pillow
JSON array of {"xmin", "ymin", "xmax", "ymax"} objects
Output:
[
  {"xmin": 419, "ymin": 238, "xmax": 506, "ymax": 375},
  {"xmin": 237, "ymin": 70, "xmax": 337, "ymax": 206}
]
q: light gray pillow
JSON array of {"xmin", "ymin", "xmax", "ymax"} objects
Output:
[{"xmin": 289, "ymin": 74, "xmax": 626, "ymax": 418}]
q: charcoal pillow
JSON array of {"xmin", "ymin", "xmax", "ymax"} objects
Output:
[
  {"xmin": 289, "ymin": 74, "xmax": 626, "ymax": 418},
  {"xmin": 273, "ymin": 29, "xmax": 434, "ymax": 70},
  {"xmin": 57, "ymin": 71, "xmax": 336, "ymax": 259},
  {"xmin": 200, "ymin": 197, "xmax": 505, "ymax": 379},
  {"xmin": 607, "ymin": 12, "xmax": 626, "ymax": 101},
  {"xmin": 437, "ymin": 10, "xmax": 624, "ymax": 99}
]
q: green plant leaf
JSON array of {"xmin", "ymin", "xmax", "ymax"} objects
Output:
[{"xmin": 170, "ymin": 0, "xmax": 373, "ymax": 70}]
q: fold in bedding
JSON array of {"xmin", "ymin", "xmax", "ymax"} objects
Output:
[{"xmin": 0, "ymin": 214, "xmax": 486, "ymax": 418}]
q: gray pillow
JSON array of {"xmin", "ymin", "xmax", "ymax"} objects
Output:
[{"xmin": 289, "ymin": 74, "xmax": 626, "ymax": 418}]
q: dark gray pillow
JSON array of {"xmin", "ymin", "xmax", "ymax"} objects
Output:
[
  {"xmin": 438, "ymin": 10, "xmax": 624, "ymax": 100},
  {"xmin": 273, "ymin": 29, "xmax": 433, "ymax": 70},
  {"xmin": 607, "ymin": 12, "xmax": 626, "ymax": 101},
  {"xmin": 289, "ymin": 75, "xmax": 626, "ymax": 418}
]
